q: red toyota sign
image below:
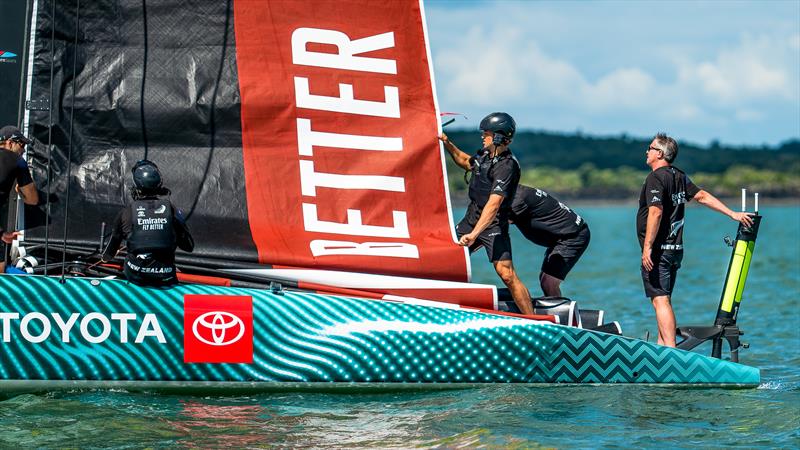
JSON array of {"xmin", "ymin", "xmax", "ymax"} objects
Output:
[{"xmin": 183, "ymin": 295, "xmax": 254, "ymax": 364}]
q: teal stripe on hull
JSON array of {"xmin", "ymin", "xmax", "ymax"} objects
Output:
[{"xmin": 0, "ymin": 275, "xmax": 759, "ymax": 387}]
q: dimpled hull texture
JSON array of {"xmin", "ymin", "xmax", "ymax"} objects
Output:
[{"xmin": 0, "ymin": 276, "xmax": 759, "ymax": 388}]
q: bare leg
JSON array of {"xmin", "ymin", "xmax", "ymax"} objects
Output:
[
  {"xmin": 539, "ymin": 272, "xmax": 563, "ymax": 297},
  {"xmin": 651, "ymin": 295, "xmax": 676, "ymax": 347},
  {"xmin": 494, "ymin": 259, "xmax": 533, "ymax": 315},
  {"xmin": 0, "ymin": 261, "xmax": 5, "ymax": 274}
]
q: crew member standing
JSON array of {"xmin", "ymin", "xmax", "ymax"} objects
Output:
[
  {"xmin": 0, "ymin": 126, "xmax": 39, "ymax": 273},
  {"xmin": 638, "ymin": 133, "xmax": 752, "ymax": 347},
  {"xmin": 511, "ymin": 185, "xmax": 590, "ymax": 297},
  {"xmin": 439, "ymin": 112, "xmax": 533, "ymax": 315},
  {"xmin": 102, "ymin": 160, "xmax": 194, "ymax": 287}
]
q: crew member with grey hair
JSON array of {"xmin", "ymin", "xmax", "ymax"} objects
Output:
[
  {"xmin": 0, "ymin": 126, "xmax": 39, "ymax": 273},
  {"xmin": 638, "ymin": 132, "xmax": 753, "ymax": 347}
]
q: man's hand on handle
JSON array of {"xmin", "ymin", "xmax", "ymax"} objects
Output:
[
  {"xmin": 1, "ymin": 231, "xmax": 20, "ymax": 244},
  {"xmin": 731, "ymin": 211, "xmax": 755, "ymax": 227}
]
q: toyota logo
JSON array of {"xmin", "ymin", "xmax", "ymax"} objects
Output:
[{"xmin": 192, "ymin": 311, "xmax": 246, "ymax": 346}]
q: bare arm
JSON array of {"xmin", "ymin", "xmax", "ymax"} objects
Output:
[
  {"xmin": 693, "ymin": 190, "xmax": 754, "ymax": 226},
  {"xmin": 642, "ymin": 205, "xmax": 662, "ymax": 271},
  {"xmin": 17, "ymin": 183, "xmax": 39, "ymax": 205},
  {"xmin": 438, "ymin": 132, "xmax": 472, "ymax": 170},
  {"xmin": 459, "ymin": 194, "xmax": 503, "ymax": 247}
]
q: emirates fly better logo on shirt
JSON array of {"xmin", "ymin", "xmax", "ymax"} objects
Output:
[{"xmin": 183, "ymin": 295, "xmax": 253, "ymax": 363}]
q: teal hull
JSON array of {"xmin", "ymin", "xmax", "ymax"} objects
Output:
[{"xmin": 0, "ymin": 275, "xmax": 759, "ymax": 389}]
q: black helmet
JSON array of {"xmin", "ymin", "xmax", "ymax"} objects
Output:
[
  {"xmin": 479, "ymin": 112, "xmax": 516, "ymax": 139},
  {"xmin": 132, "ymin": 160, "xmax": 162, "ymax": 192}
]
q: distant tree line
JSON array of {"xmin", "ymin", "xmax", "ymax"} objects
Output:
[{"xmin": 444, "ymin": 130, "xmax": 800, "ymax": 200}]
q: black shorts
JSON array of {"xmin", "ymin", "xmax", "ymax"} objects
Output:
[
  {"xmin": 641, "ymin": 250, "xmax": 683, "ymax": 297},
  {"xmin": 540, "ymin": 224, "xmax": 590, "ymax": 280},
  {"xmin": 456, "ymin": 219, "xmax": 512, "ymax": 262},
  {"xmin": 124, "ymin": 257, "xmax": 178, "ymax": 287}
]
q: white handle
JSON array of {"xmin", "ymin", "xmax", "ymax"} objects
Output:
[{"xmin": 741, "ymin": 189, "xmax": 746, "ymax": 212}]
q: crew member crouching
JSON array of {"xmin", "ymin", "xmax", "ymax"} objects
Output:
[
  {"xmin": 102, "ymin": 160, "xmax": 193, "ymax": 286},
  {"xmin": 511, "ymin": 185, "xmax": 590, "ymax": 297}
]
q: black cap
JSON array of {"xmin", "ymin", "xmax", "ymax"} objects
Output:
[{"xmin": 0, "ymin": 125, "xmax": 32, "ymax": 144}]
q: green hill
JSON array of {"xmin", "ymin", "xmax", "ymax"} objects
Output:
[{"xmin": 443, "ymin": 130, "xmax": 800, "ymax": 199}]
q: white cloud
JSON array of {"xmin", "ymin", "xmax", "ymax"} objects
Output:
[
  {"xmin": 666, "ymin": 104, "xmax": 703, "ymax": 121},
  {"xmin": 436, "ymin": 26, "xmax": 530, "ymax": 104},
  {"xmin": 678, "ymin": 34, "xmax": 795, "ymax": 104},
  {"xmin": 586, "ymin": 68, "xmax": 656, "ymax": 110},
  {"xmin": 435, "ymin": 26, "xmax": 656, "ymax": 112},
  {"xmin": 426, "ymin": 1, "xmax": 800, "ymax": 143},
  {"xmin": 432, "ymin": 25, "xmax": 797, "ymax": 127}
]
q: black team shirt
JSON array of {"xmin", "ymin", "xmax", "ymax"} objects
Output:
[
  {"xmin": 0, "ymin": 150, "xmax": 34, "ymax": 232},
  {"xmin": 636, "ymin": 166, "xmax": 700, "ymax": 250},
  {"xmin": 511, "ymin": 185, "xmax": 584, "ymax": 246},
  {"xmin": 463, "ymin": 147, "xmax": 521, "ymax": 228}
]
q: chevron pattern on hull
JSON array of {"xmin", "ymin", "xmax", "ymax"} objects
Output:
[
  {"xmin": 540, "ymin": 327, "xmax": 759, "ymax": 384},
  {"xmin": 0, "ymin": 276, "xmax": 759, "ymax": 387}
]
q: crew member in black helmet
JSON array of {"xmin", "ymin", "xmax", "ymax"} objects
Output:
[
  {"xmin": 102, "ymin": 160, "xmax": 194, "ymax": 287},
  {"xmin": 0, "ymin": 126, "xmax": 39, "ymax": 273},
  {"xmin": 439, "ymin": 112, "xmax": 533, "ymax": 315},
  {"xmin": 511, "ymin": 185, "xmax": 590, "ymax": 297}
]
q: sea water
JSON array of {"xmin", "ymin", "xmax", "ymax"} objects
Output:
[{"xmin": 1, "ymin": 205, "xmax": 798, "ymax": 448}]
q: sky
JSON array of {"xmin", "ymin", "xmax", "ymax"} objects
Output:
[{"xmin": 424, "ymin": 0, "xmax": 800, "ymax": 146}]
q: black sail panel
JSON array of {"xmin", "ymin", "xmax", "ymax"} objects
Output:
[{"xmin": 24, "ymin": 0, "xmax": 258, "ymax": 265}]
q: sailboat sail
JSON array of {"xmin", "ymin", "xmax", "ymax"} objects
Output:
[
  {"xmin": 233, "ymin": 0, "xmax": 469, "ymax": 281},
  {"xmin": 20, "ymin": 0, "xmax": 478, "ymax": 291}
]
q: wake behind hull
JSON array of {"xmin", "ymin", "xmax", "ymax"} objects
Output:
[{"xmin": 0, "ymin": 276, "xmax": 759, "ymax": 390}]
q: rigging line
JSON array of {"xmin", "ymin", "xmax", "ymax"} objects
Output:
[
  {"xmin": 140, "ymin": 0, "xmax": 149, "ymax": 161},
  {"xmin": 184, "ymin": 0, "xmax": 232, "ymax": 220},
  {"xmin": 44, "ymin": 0, "xmax": 57, "ymax": 275},
  {"xmin": 60, "ymin": 0, "xmax": 80, "ymax": 283}
]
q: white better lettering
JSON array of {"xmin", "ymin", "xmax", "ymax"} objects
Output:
[
  {"xmin": 302, "ymin": 203, "xmax": 409, "ymax": 238},
  {"xmin": 299, "ymin": 160, "xmax": 404, "ymax": 197},
  {"xmin": 291, "ymin": 28, "xmax": 396, "ymax": 74},
  {"xmin": 310, "ymin": 240, "xmax": 420, "ymax": 258},
  {"xmin": 297, "ymin": 118, "xmax": 402, "ymax": 156},
  {"xmin": 295, "ymin": 77, "xmax": 400, "ymax": 118}
]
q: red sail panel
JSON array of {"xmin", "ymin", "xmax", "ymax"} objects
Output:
[{"xmin": 233, "ymin": 0, "xmax": 469, "ymax": 282}]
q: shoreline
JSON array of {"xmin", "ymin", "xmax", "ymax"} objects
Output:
[{"xmin": 448, "ymin": 196, "xmax": 800, "ymax": 208}]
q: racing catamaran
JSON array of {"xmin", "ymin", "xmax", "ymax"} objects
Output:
[{"xmin": 0, "ymin": 0, "xmax": 760, "ymax": 392}]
